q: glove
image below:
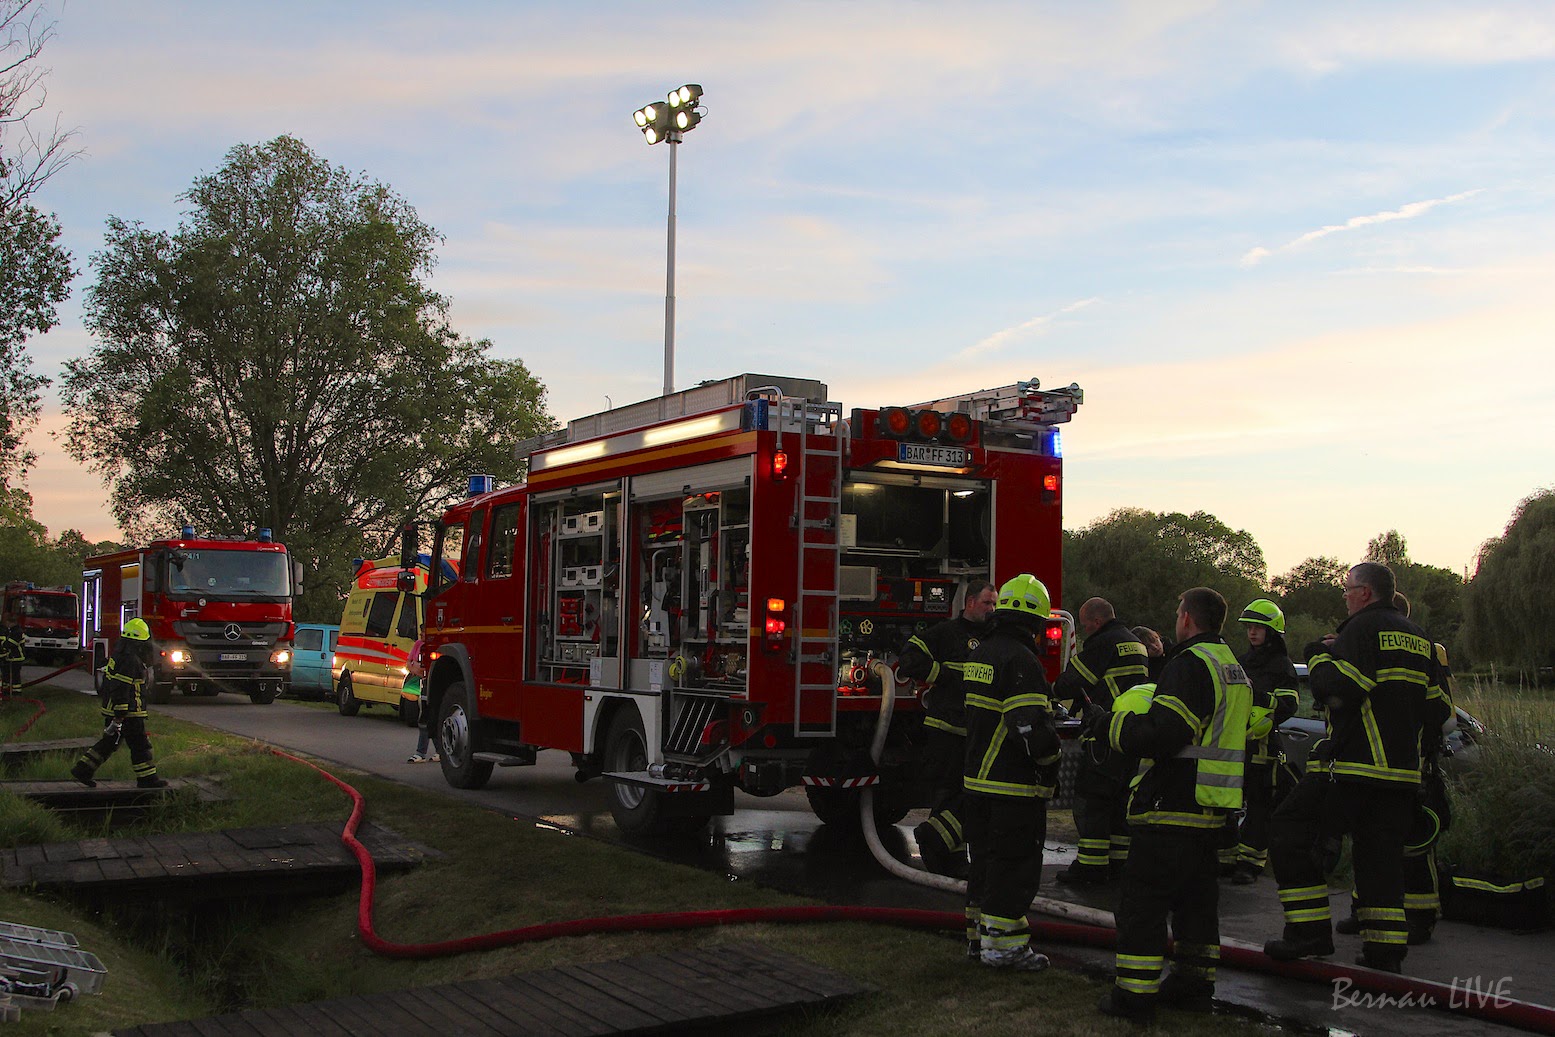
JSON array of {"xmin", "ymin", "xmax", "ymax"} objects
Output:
[
  {"xmin": 104, "ymin": 718, "xmax": 123, "ymax": 738},
  {"xmin": 1080, "ymin": 704, "xmax": 1110, "ymax": 743}
]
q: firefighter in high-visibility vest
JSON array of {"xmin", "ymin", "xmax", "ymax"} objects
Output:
[
  {"xmin": 960, "ymin": 574, "xmax": 1061, "ymax": 971},
  {"xmin": 71, "ymin": 619, "xmax": 168, "ymax": 789},
  {"xmin": 898, "ymin": 579, "xmax": 999, "ymax": 878},
  {"xmin": 1265, "ymin": 563, "xmax": 1447, "ymax": 973},
  {"xmin": 1094, "ymin": 587, "xmax": 1251, "ymax": 1024},
  {"xmin": 1053, "ymin": 597, "xmax": 1150, "ymax": 884},
  {"xmin": 1223, "ymin": 598, "xmax": 1299, "ymax": 883}
]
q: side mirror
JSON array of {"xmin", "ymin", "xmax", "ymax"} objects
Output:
[
  {"xmin": 399, "ymin": 522, "xmax": 417, "ymax": 571},
  {"xmin": 293, "ymin": 561, "xmax": 305, "ymax": 596},
  {"xmin": 396, "ymin": 571, "xmax": 417, "ymax": 594},
  {"xmin": 144, "ymin": 551, "xmax": 164, "ymax": 594}
]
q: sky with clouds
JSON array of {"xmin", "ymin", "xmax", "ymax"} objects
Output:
[{"xmin": 14, "ymin": 0, "xmax": 1555, "ymax": 582}]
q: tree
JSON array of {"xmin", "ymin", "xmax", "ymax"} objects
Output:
[
  {"xmin": 60, "ymin": 136, "xmax": 554, "ymax": 619},
  {"xmin": 0, "ymin": 487, "xmax": 117, "ymax": 588},
  {"xmin": 1365, "ymin": 529, "xmax": 1410, "ymax": 570},
  {"xmin": 1063, "ymin": 507, "xmax": 1268, "ymax": 635},
  {"xmin": 1271, "ymin": 555, "xmax": 1348, "ymax": 632},
  {"xmin": 1463, "ymin": 488, "xmax": 1555, "ymax": 675},
  {"xmin": 1, "ymin": 0, "xmax": 77, "ymax": 490}
]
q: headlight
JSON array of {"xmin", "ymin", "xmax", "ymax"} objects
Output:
[
  {"xmin": 272, "ymin": 649, "xmax": 291, "ymax": 665},
  {"xmin": 169, "ymin": 649, "xmax": 189, "ymax": 665}
]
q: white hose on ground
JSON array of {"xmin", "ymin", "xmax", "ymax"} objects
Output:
[{"xmin": 860, "ymin": 660, "xmax": 1118, "ymax": 928}]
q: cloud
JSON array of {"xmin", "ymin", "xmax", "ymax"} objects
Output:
[
  {"xmin": 957, "ymin": 299, "xmax": 1100, "ymax": 360},
  {"xmin": 1240, "ymin": 190, "xmax": 1483, "ymax": 266}
]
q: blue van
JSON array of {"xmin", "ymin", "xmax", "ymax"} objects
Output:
[{"xmin": 289, "ymin": 623, "xmax": 339, "ymax": 699}]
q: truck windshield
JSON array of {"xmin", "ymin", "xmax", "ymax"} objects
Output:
[
  {"xmin": 166, "ymin": 550, "xmax": 291, "ymax": 599},
  {"xmin": 20, "ymin": 594, "xmax": 76, "ymax": 619}
]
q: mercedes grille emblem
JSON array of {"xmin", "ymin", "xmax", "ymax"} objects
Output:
[{"xmin": 223, "ymin": 623, "xmax": 243, "ymax": 641}]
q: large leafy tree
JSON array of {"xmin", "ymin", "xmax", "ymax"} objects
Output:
[
  {"xmin": 60, "ymin": 136, "xmax": 554, "ymax": 619},
  {"xmin": 0, "ymin": 488, "xmax": 116, "ymax": 588},
  {"xmin": 1063, "ymin": 507, "xmax": 1268, "ymax": 636},
  {"xmin": 1463, "ymin": 489, "xmax": 1555, "ymax": 675},
  {"xmin": 1, "ymin": 0, "xmax": 77, "ymax": 490}
]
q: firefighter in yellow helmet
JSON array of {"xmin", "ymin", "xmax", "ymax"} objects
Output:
[
  {"xmin": 960, "ymin": 574, "xmax": 1061, "ymax": 971},
  {"xmin": 71, "ymin": 618, "xmax": 167, "ymax": 789},
  {"xmin": 1222, "ymin": 598, "xmax": 1299, "ymax": 884},
  {"xmin": 1094, "ymin": 587, "xmax": 1252, "ymax": 1023}
]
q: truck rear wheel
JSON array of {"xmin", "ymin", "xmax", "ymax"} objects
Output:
[
  {"xmin": 336, "ymin": 672, "xmax": 361, "ymax": 716},
  {"xmin": 436, "ymin": 681, "xmax": 493, "ymax": 789},
  {"xmin": 604, "ymin": 708, "xmax": 709, "ymax": 837},
  {"xmin": 802, "ymin": 745, "xmax": 913, "ymax": 830}
]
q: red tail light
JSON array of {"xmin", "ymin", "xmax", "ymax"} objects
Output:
[
  {"xmin": 915, "ymin": 410, "xmax": 943, "ymax": 439},
  {"xmin": 772, "ymin": 450, "xmax": 789, "ymax": 480},
  {"xmin": 946, "ymin": 413, "xmax": 973, "ymax": 443}
]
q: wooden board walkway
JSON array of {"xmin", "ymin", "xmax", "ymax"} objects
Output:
[
  {"xmin": 0, "ymin": 822, "xmax": 439, "ymax": 902},
  {"xmin": 0, "ymin": 738, "xmax": 95, "ymax": 770},
  {"xmin": 112, "ymin": 940, "xmax": 874, "ymax": 1036},
  {"xmin": 0, "ymin": 777, "xmax": 228, "ymax": 827}
]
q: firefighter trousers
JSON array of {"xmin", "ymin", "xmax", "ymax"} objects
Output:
[
  {"xmin": 75, "ymin": 715, "xmax": 157, "ymax": 782},
  {"xmin": 1112, "ymin": 824, "xmax": 1221, "ymax": 1006},
  {"xmin": 914, "ymin": 728, "xmax": 967, "ymax": 859},
  {"xmin": 1221, "ymin": 759, "xmax": 1275, "ymax": 871},
  {"xmin": 963, "ymin": 792, "xmax": 1046, "ymax": 953},
  {"xmin": 1073, "ymin": 785, "xmax": 1129, "ymax": 872},
  {"xmin": 1270, "ymin": 774, "xmax": 1413, "ymax": 965}
]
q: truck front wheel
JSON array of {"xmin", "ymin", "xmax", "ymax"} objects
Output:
[
  {"xmin": 436, "ymin": 681, "xmax": 493, "ymax": 789},
  {"xmin": 145, "ymin": 681, "xmax": 173, "ymax": 705}
]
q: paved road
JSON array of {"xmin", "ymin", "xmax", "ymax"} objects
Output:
[{"xmin": 26, "ymin": 665, "xmax": 1555, "ymax": 1036}]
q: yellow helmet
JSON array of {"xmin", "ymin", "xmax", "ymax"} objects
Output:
[
  {"xmin": 1238, "ymin": 598, "xmax": 1285, "ymax": 634},
  {"xmin": 123, "ymin": 618, "xmax": 152, "ymax": 641},
  {"xmin": 996, "ymin": 574, "xmax": 1051, "ymax": 619}
]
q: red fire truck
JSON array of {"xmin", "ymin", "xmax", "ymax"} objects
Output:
[
  {"xmin": 419, "ymin": 373, "xmax": 1082, "ymax": 835},
  {"xmin": 1, "ymin": 582, "xmax": 82, "ymax": 664},
  {"xmin": 82, "ymin": 528, "xmax": 301, "ymax": 704}
]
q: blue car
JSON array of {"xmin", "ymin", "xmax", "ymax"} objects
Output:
[{"xmin": 289, "ymin": 623, "xmax": 339, "ymax": 699}]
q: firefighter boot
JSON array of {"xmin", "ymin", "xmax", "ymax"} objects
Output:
[
  {"xmin": 137, "ymin": 776, "xmax": 169, "ymax": 789},
  {"xmin": 69, "ymin": 761, "xmax": 97, "ymax": 788},
  {"xmin": 1097, "ymin": 987, "xmax": 1156, "ymax": 1025},
  {"xmin": 1263, "ymin": 924, "xmax": 1334, "ymax": 961},
  {"xmin": 1158, "ymin": 972, "xmax": 1215, "ymax": 1012},
  {"xmin": 979, "ymin": 918, "xmax": 1050, "ymax": 972}
]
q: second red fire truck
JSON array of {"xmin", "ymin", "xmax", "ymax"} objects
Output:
[
  {"xmin": 1, "ymin": 582, "xmax": 82, "ymax": 665},
  {"xmin": 418, "ymin": 373, "xmax": 1082, "ymax": 835},
  {"xmin": 82, "ymin": 528, "xmax": 301, "ymax": 704}
]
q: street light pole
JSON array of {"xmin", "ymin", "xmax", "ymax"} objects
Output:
[
  {"xmin": 632, "ymin": 84, "xmax": 704, "ymax": 399},
  {"xmin": 663, "ymin": 131, "xmax": 679, "ymax": 398}
]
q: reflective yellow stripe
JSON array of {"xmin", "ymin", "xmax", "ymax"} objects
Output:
[
  {"xmin": 1002, "ymin": 692, "xmax": 1050, "ymax": 711},
  {"xmin": 1151, "ymin": 694, "xmax": 1197, "ymax": 729},
  {"xmin": 923, "ymin": 716, "xmax": 967, "ymax": 736}
]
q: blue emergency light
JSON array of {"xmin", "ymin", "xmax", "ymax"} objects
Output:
[{"xmin": 468, "ymin": 474, "xmax": 495, "ymax": 497}]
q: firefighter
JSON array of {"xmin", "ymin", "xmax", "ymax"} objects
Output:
[
  {"xmin": 1224, "ymin": 599, "xmax": 1299, "ymax": 884},
  {"xmin": 1336, "ymin": 592, "xmax": 1453, "ymax": 944},
  {"xmin": 1053, "ymin": 598, "xmax": 1150, "ymax": 884},
  {"xmin": 0, "ymin": 615, "xmax": 23, "ymax": 697},
  {"xmin": 71, "ymin": 619, "xmax": 168, "ymax": 789},
  {"xmin": 961, "ymin": 573, "xmax": 1061, "ymax": 971},
  {"xmin": 899, "ymin": 578, "xmax": 998, "ymax": 878},
  {"xmin": 1265, "ymin": 563, "xmax": 1447, "ymax": 973},
  {"xmin": 1094, "ymin": 587, "xmax": 1251, "ymax": 1023}
]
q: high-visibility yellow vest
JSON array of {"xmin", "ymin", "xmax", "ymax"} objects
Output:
[{"xmin": 1175, "ymin": 642, "xmax": 1253, "ymax": 810}]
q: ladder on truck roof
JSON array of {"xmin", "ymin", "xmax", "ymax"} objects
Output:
[
  {"xmin": 776, "ymin": 394, "xmax": 845, "ymax": 738},
  {"xmin": 912, "ymin": 378, "xmax": 1083, "ymax": 428}
]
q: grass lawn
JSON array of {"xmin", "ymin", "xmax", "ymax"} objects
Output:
[{"xmin": 0, "ymin": 686, "xmax": 1290, "ymax": 1036}]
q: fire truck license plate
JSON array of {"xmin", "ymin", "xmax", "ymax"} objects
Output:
[
  {"xmin": 219, "ymin": 652, "xmax": 247, "ymax": 661},
  {"xmin": 898, "ymin": 443, "xmax": 967, "ymax": 467}
]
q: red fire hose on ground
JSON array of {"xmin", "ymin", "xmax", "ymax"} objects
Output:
[{"xmin": 271, "ymin": 744, "xmax": 1555, "ymax": 1034}]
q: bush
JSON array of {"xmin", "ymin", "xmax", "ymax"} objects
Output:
[{"xmin": 1438, "ymin": 679, "xmax": 1555, "ymax": 882}]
